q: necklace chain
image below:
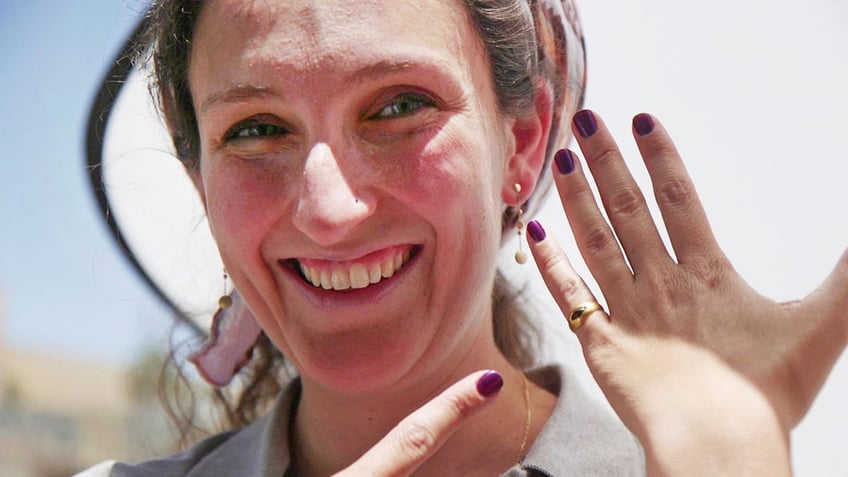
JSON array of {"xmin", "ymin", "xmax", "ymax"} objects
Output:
[{"xmin": 517, "ymin": 373, "xmax": 532, "ymax": 464}]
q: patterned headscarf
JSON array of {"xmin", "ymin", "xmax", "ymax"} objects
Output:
[
  {"xmin": 501, "ymin": 0, "xmax": 587, "ymax": 238},
  {"xmin": 534, "ymin": 0, "xmax": 587, "ymax": 155}
]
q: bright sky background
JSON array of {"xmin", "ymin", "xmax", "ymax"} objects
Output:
[
  {"xmin": 1, "ymin": 1, "xmax": 169, "ymax": 363},
  {"xmin": 1, "ymin": 0, "xmax": 846, "ymax": 475}
]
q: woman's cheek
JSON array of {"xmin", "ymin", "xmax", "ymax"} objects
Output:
[
  {"xmin": 375, "ymin": 125, "xmax": 492, "ymax": 201},
  {"xmin": 203, "ymin": 156, "xmax": 296, "ymax": 252}
]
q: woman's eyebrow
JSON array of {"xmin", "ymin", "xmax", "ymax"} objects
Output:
[
  {"xmin": 200, "ymin": 84, "xmax": 279, "ymax": 115},
  {"xmin": 345, "ymin": 57, "xmax": 457, "ymax": 86},
  {"xmin": 199, "ymin": 58, "xmax": 457, "ymax": 114},
  {"xmin": 347, "ymin": 59, "xmax": 416, "ymax": 84}
]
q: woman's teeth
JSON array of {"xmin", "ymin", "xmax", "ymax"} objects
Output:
[{"xmin": 298, "ymin": 249, "xmax": 412, "ymax": 291}]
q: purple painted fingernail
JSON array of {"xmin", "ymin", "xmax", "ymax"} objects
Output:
[
  {"xmin": 527, "ymin": 220, "xmax": 546, "ymax": 242},
  {"xmin": 573, "ymin": 109, "xmax": 598, "ymax": 138},
  {"xmin": 633, "ymin": 113, "xmax": 654, "ymax": 136},
  {"xmin": 554, "ymin": 149, "xmax": 576, "ymax": 174},
  {"xmin": 476, "ymin": 370, "xmax": 504, "ymax": 397}
]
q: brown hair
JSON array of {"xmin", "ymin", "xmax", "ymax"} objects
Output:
[{"xmin": 140, "ymin": 0, "xmax": 571, "ymax": 445}]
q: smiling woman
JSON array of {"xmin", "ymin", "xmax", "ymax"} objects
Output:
[{"xmin": 77, "ymin": 0, "xmax": 847, "ymax": 476}]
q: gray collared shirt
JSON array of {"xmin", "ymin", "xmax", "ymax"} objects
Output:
[{"xmin": 76, "ymin": 365, "xmax": 645, "ymax": 476}]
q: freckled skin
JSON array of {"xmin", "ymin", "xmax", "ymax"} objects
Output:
[
  {"xmin": 184, "ymin": 1, "xmax": 564, "ymax": 474},
  {"xmin": 190, "ymin": 0, "xmax": 517, "ymax": 397}
]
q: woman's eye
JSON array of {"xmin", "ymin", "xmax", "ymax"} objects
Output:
[
  {"xmin": 225, "ymin": 122, "xmax": 287, "ymax": 141},
  {"xmin": 373, "ymin": 93, "xmax": 434, "ymax": 120}
]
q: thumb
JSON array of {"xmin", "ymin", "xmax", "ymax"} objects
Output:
[
  {"xmin": 804, "ymin": 247, "xmax": 848, "ymax": 349},
  {"xmin": 782, "ymin": 247, "xmax": 848, "ymax": 427},
  {"xmin": 334, "ymin": 370, "xmax": 503, "ymax": 477}
]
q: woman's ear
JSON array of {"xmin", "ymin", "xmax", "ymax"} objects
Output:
[{"xmin": 502, "ymin": 81, "xmax": 553, "ymax": 204}]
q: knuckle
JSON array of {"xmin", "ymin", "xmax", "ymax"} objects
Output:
[
  {"xmin": 582, "ymin": 326, "xmax": 624, "ymax": 370},
  {"xmin": 654, "ymin": 274, "xmax": 683, "ymax": 310},
  {"xmin": 648, "ymin": 143, "xmax": 680, "ymax": 162},
  {"xmin": 557, "ymin": 275, "xmax": 583, "ymax": 300},
  {"xmin": 638, "ymin": 267, "xmax": 684, "ymax": 313},
  {"xmin": 396, "ymin": 421, "xmax": 437, "ymax": 461},
  {"xmin": 657, "ymin": 178, "xmax": 694, "ymax": 209},
  {"xmin": 688, "ymin": 255, "xmax": 732, "ymax": 290},
  {"xmin": 560, "ymin": 180, "xmax": 596, "ymax": 205},
  {"xmin": 537, "ymin": 248, "xmax": 563, "ymax": 272},
  {"xmin": 535, "ymin": 253, "xmax": 586, "ymax": 299},
  {"xmin": 607, "ymin": 187, "xmax": 645, "ymax": 218},
  {"xmin": 582, "ymin": 225, "xmax": 615, "ymax": 256},
  {"xmin": 538, "ymin": 249, "xmax": 567, "ymax": 276},
  {"xmin": 586, "ymin": 147, "xmax": 620, "ymax": 168},
  {"xmin": 441, "ymin": 391, "xmax": 477, "ymax": 420}
]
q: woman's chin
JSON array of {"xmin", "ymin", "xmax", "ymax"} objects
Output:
[{"xmin": 289, "ymin": 326, "xmax": 433, "ymax": 395}]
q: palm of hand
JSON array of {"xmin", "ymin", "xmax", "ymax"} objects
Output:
[{"xmin": 589, "ymin": 262, "xmax": 842, "ymax": 438}]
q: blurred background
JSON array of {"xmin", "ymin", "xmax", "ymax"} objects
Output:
[{"xmin": 1, "ymin": 0, "xmax": 846, "ymax": 476}]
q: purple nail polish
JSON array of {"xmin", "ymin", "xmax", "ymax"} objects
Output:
[
  {"xmin": 573, "ymin": 110, "xmax": 598, "ymax": 138},
  {"xmin": 633, "ymin": 113, "xmax": 654, "ymax": 136},
  {"xmin": 527, "ymin": 220, "xmax": 546, "ymax": 242},
  {"xmin": 554, "ymin": 149, "xmax": 575, "ymax": 174},
  {"xmin": 476, "ymin": 370, "xmax": 504, "ymax": 397}
]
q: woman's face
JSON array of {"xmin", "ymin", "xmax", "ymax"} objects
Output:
[{"xmin": 189, "ymin": 0, "xmax": 526, "ymax": 393}]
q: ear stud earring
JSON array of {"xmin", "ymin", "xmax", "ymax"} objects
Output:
[{"xmin": 514, "ymin": 183, "xmax": 527, "ymax": 264}]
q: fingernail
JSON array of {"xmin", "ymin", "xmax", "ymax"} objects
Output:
[
  {"xmin": 554, "ymin": 149, "xmax": 575, "ymax": 174},
  {"xmin": 476, "ymin": 370, "xmax": 504, "ymax": 397},
  {"xmin": 573, "ymin": 109, "xmax": 598, "ymax": 138},
  {"xmin": 633, "ymin": 113, "xmax": 654, "ymax": 136},
  {"xmin": 527, "ymin": 220, "xmax": 546, "ymax": 242}
]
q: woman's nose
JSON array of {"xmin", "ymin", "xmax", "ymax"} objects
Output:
[{"xmin": 292, "ymin": 142, "xmax": 374, "ymax": 245}]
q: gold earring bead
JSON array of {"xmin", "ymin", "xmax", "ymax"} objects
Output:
[
  {"xmin": 218, "ymin": 270, "xmax": 233, "ymax": 309},
  {"xmin": 514, "ymin": 183, "xmax": 527, "ymax": 264}
]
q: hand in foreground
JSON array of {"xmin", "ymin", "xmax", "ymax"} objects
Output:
[
  {"xmin": 333, "ymin": 370, "xmax": 502, "ymax": 477},
  {"xmin": 528, "ymin": 110, "xmax": 848, "ymax": 475}
]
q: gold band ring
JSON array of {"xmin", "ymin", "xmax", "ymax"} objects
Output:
[{"xmin": 567, "ymin": 301, "xmax": 604, "ymax": 332}]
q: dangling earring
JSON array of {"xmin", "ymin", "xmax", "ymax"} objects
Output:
[
  {"xmin": 218, "ymin": 269, "xmax": 233, "ymax": 309},
  {"xmin": 514, "ymin": 183, "xmax": 528, "ymax": 264},
  {"xmin": 189, "ymin": 269, "xmax": 263, "ymax": 387}
]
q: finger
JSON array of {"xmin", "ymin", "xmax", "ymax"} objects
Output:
[
  {"xmin": 631, "ymin": 113, "xmax": 722, "ymax": 263},
  {"xmin": 550, "ymin": 147, "xmax": 633, "ymax": 295},
  {"xmin": 798, "ymin": 246, "xmax": 848, "ymax": 354},
  {"xmin": 336, "ymin": 370, "xmax": 502, "ymax": 477},
  {"xmin": 780, "ymin": 247, "xmax": 848, "ymax": 426},
  {"xmin": 570, "ymin": 109, "xmax": 672, "ymax": 272},
  {"xmin": 526, "ymin": 219, "xmax": 613, "ymax": 342},
  {"xmin": 813, "ymin": 247, "xmax": 848, "ymax": 346}
]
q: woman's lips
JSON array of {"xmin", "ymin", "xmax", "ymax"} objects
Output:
[{"xmin": 283, "ymin": 245, "xmax": 420, "ymax": 291}]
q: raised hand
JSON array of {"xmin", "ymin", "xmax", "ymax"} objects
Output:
[{"xmin": 528, "ymin": 110, "xmax": 848, "ymax": 475}]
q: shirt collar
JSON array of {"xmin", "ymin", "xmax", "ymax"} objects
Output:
[{"xmin": 186, "ymin": 378, "xmax": 300, "ymax": 477}]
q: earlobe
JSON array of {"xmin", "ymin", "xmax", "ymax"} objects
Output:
[{"xmin": 502, "ymin": 81, "xmax": 554, "ymax": 204}]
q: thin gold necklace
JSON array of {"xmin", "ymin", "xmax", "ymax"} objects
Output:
[{"xmin": 517, "ymin": 373, "xmax": 532, "ymax": 464}]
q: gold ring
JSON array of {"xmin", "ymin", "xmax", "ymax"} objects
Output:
[{"xmin": 567, "ymin": 301, "xmax": 604, "ymax": 332}]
